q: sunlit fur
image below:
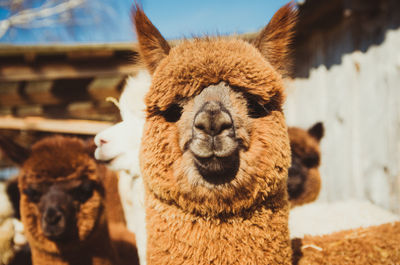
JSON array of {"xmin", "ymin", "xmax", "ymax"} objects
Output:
[{"xmin": 134, "ymin": 3, "xmax": 297, "ymax": 264}]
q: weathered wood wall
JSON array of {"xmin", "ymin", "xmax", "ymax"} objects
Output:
[{"xmin": 285, "ymin": 1, "xmax": 400, "ymax": 213}]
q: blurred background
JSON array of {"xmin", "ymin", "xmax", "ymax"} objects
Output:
[{"xmin": 0, "ymin": 0, "xmax": 399, "ymax": 214}]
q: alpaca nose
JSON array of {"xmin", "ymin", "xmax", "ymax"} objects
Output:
[
  {"xmin": 194, "ymin": 101, "xmax": 233, "ymax": 136},
  {"xmin": 44, "ymin": 207, "xmax": 63, "ymax": 225},
  {"xmin": 94, "ymin": 133, "xmax": 108, "ymax": 147}
]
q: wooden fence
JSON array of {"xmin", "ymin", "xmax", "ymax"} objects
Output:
[{"xmin": 285, "ymin": 28, "xmax": 400, "ymax": 214}]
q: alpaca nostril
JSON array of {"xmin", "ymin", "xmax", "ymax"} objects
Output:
[
  {"xmin": 194, "ymin": 101, "xmax": 233, "ymax": 136},
  {"xmin": 195, "ymin": 123, "xmax": 206, "ymax": 131},
  {"xmin": 99, "ymin": 139, "xmax": 108, "ymax": 145},
  {"xmin": 44, "ymin": 207, "xmax": 63, "ymax": 225},
  {"xmin": 219, "ymin": 120, "xmax": 233, "ymax": 132},
  {"xmin": 194, "ymin": 114, "xmax": 208, "ymax": 132}
]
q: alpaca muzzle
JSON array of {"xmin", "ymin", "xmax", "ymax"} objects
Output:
[
  {"xmin": 190, "ymin": 99, "xmax": 240, "ymax": 184},
  {"xmin": 42, "ymin": 206, "xmax": 67, "ymax": 240},
  {"xmin": 191, "ymin": 100, "xmax": 238, "ymax": 159},
  {"xmin": 40, "ymin": 187, "xmax": 74, "ymax": 241}
]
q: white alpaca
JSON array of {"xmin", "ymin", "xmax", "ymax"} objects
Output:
[{"xmin": 94, "ymin": 70, "xmax": 151, "ymax": 265}]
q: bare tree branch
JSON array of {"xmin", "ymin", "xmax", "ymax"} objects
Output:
[{"xmin": 0, "ymin": 0, "xmax": 85, "ymax": 38}]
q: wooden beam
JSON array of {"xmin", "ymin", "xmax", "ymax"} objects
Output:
[
  {"xmin": 0, "ymin": 61, "xmax": 142, "ymax": 81},
  {"xmin": 24, "ymin": 80, "xmax": 61, "ymax": 105},
  {"xmin": 67, "ymin": 101, "xmax": 118, "ymax": 121},
  {"xmin": 67, "ymin": 50, "xmax": 114, "ymax": 59},
  {"xmin": 0, "ymin": 82, "xmax": 26, "ymax": 106},
  {"xmin": 88, "ymin": 76, "xmax": 125, "ymax": 101},
  {"xmin": 0, "ymin": 116, "xmax": 112, "ymax": 135},
  {"xmin": 0, "ymin": 107, "xmax": 12, "ymax": 116},
  {"xmin": 15, "ymin": 105, "xmax": 43, "ymax": 117},
  {"xmin": 0, "ymin": 43, "xmax": 139, "ymax": 56}
]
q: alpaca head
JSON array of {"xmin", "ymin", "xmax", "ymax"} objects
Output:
[
  {"xmin": 134, "ymin": 3, "xmax": 297, "ymax": 216},
  {"xmin": 0, "ymin": 136, "xmax": 106, "ymax": 253},
  {"xmin": 94, "ymin": 70, "xmax": 150, "ymax": 175},
  {"xmin": 287, "ymin": 122, "xmax": 324, "ymax": 202}
]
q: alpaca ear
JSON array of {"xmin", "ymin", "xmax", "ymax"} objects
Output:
[
  {"xmin": 132, "ymin": 3, "xmax": 170, "ymax": 74},
  {"xmin": 0, "ymin": 135, "xmax": 31, "ymax": 165},
  {"xmin": 308, "ymin": 122, "xmax": 324, "ymax": 142},
  {"xmin": 251, "ymin": 2, "xmax": 298, "ymax": 75}
]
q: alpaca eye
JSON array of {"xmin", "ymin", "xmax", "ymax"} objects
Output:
[
  {"xmin": 161, "ymin": 104, "xmax": 182, "ymax": 123},
  {"xmin": 246, "ymin": 93, "xmax": 282, "ymax": 119},
  {"xmin": 247, "ymin": 98, "xmax": 270, "ymax": 118},
  {"xmin": 72, "ymin": 180, "xmax": 95, "ymax": 203},
  {"xmin": 23, "ymin": 188, "xmax": 42, "ymax": 203}
]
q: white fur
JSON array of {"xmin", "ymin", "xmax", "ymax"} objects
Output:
[
  {"xmin": 0, "ymin": 182, "xmax": 27, "ymax": 264},
  {"xmin": 94, "ymin": 70, "xmax": 151, "ymax": 265},
  {"xmin": 289, "ymin": 200, "xmax": 400, "ymax": 238}
]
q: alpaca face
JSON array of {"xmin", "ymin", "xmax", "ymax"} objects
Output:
[
  {"xmin": 23, "ymin": 178, "xmax": 96, "ymax": 241},
  {"xmin": 17, "ymin": 137, "xmax": 105, "ymax": 252},
  {"xmin": 287, "ymin": 123, "xmax": 324, "ymax": 201},
  {"xmin": 134, "ymin": 4, "xmax": 297, "ymax": 216},
  {"xmin": 95, "ymin": 71, "xmax": 150, "ymax": 175},
  {"xmin": 95, "ymin": 118, "xmax": 143, "ymax": 174},
  {"xmin": 140, "ymin": 40, "xmax": 291, "ymax": 216}
]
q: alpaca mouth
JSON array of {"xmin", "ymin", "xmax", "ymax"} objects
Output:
[
  {"xmin": 97, "ymin": 156, "xmax": 116, "ymax": 165},
  {"xmin": 193, "ymin": 150, "xmax": 239, "ymax": 185},
  {"xmin": 42, "ymin": 222, "xmax": 68, "ymax": 241}
]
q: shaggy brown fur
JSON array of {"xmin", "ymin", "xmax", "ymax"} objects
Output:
[
  {"xmin": 288, "ymin": 122, "xmax": 324, "ymax": 207},
  {"xmin": 0, "ymin": 135, "xmax": 138, "ymax": 265},
  {"xmin": 292, "ymin": 222, "xmax": 400, "ymax": 265},
  {"xmin": 134, "ymin": 3, "xmax": 297, "ymax": 265}
]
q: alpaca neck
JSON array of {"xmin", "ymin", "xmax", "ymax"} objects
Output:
[
  {"xmin": 31, "ymin": 218, "xmax": 117, "ymax": 265},
  {"xmin": 145, "ymin": 188, "xmax": 291, "ymax": 265}
]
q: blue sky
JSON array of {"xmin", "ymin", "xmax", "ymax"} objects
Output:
[
  {"xmin": 143, "ymin": 0, "xmax": 292, "ymax": 39},
  {"xmin": 0, "ymin": 0, "xmax": 292, "ymax": 44}
]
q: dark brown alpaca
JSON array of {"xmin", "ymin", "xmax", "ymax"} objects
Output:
[
  {"xmin": 288, "ymin": 122, "xmax": 324, "ymax": 207},
  {"xmin": 0, "ymin": 135, "xmax": 139, "ymax": 265},
  {"xmin": 134, "ymin": 3, "xmax": 297, "ymax": 264}
]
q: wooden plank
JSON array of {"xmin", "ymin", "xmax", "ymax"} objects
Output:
[
  {"xmin": 0, "ymin": 61, "xmax": 142, "ymax": 81},
  {"xmin": 67, "ymin": 101, "xmax": 119, "ymax": 122},
  {"xmin": 87, "ymin": 76, "xmax": 124, "ymax": 101},
  {"xmin": 0, "ymin": 107, "xmax": 12, "ymax": 116},
  {"xmin": 67, "ymin": 50, "xmax": 114, "ymax": 59},
  {"xmin": 0, "ymin": 116, "xmax": 112, "ymax": 135},
  {"xmin": 16, "ymin": 105, "xmax": 43, "ymax": 117},
  {"xmin": 24, "ymin": 80, "xmax": 61, "ymax": 105},
  {"xmin": 0, "ymin": 82, "xmax": 26, "ymax": 106},
  {"xmin": 0, "ymin": 43, "xmax": 139, "ymax": 56},
  {"xmin": 285, "ymin": 28, "xmax": 400, "ymax": 214}
]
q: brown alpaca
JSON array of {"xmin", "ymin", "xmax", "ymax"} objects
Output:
[
  {"xmin": 134, "ymin": 3, "xmax": 297, "ymax": 265},
  {"xmin": 0, "ymin": 135, "xmax": 139, "ymax": 265},
  {"xmin": 292, "ymin": 222, "xmax": 400, "ymax": 264},
  {"xmin": 288, "ymin": 122, "xmax": 324, "ymax": 207}
]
